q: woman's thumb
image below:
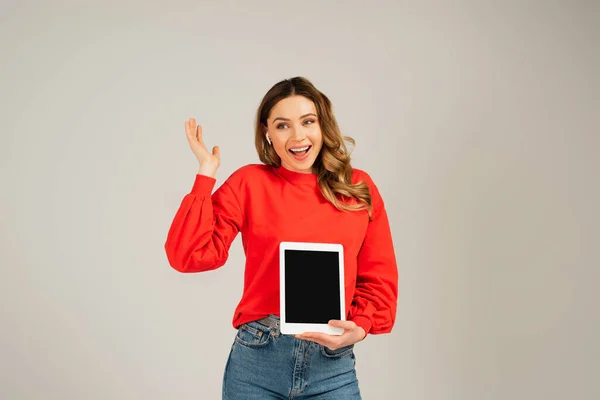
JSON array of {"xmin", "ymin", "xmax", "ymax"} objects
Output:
[{"xmin": 212, "ymin": 146, "xmax": 220, "ymax": 158}]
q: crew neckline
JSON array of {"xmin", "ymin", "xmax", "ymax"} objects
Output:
[{"xmin": 273, "ymin": 165, "xmax": 318, "ymax": 185}]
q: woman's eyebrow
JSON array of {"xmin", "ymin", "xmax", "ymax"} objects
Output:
[{"xmin": 272, "ymin": 113, "xmax": 317, "ymax": 123}]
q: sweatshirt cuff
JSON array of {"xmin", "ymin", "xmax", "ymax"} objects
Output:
[
  {"xmin": 351, "ymin": 315, "xmax": 372, "ymax": 338},
  {"xmin": 191, "ymin": 174, "xmax": 217, "ymax": 197}
]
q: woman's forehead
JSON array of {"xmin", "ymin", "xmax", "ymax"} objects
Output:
[{"xmin": 270, "ymin": 96, "xmax": 317, "ymax": 121}]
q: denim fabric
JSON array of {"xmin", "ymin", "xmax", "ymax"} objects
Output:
[{"xmin": 222, "ymin": 315, "xmax": 361, "ymax": 399}]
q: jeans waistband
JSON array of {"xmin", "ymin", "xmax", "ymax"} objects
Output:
[{"xmin": 255, "ymin": 314, "xmax": 280, "ymax": 331}]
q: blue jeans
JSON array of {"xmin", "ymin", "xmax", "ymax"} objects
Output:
[{"xmin": 222, "ymin": 315, "xmax": 362, "ymax": 399}]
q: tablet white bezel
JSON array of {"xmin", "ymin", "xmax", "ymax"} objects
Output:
[{"xmin": 279, "ymin": 241, "xmax": 345, "ymax": 335}]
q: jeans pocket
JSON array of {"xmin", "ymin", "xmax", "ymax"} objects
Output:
[
  {"xmin": 320, "ymin": 343, "xmax": 354, "ymax": 358},
  {"xmin": 234, "ymin": 322, "xmax": 271, "ymax": 348}
]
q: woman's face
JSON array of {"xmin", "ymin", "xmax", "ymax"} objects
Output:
[{"xmin": 266, "ymin": 95, "xmax": 323, "ymax": 174}]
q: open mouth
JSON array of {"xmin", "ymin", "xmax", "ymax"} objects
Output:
[{"xmin": 289, "ymin": 145, "xmax": 312, "ymax": 159}]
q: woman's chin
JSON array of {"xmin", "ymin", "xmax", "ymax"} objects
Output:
[{"xmin": 283, "ymin": 158, "xmax": 315, "ymax": 173}]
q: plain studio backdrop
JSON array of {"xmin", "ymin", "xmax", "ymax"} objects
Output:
[{"xmin": 1, "ymin": 1, "xmax": 598, "ymax": 399}]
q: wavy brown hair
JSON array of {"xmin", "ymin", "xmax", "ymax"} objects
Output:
[{"xmin": 254, "ymin": 77, "xmax": 372, "ymax": 217}]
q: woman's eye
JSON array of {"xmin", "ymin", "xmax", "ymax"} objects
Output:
[{"xmin": 276, "ymin": 120, "xmax": 315, "ymax": 129}]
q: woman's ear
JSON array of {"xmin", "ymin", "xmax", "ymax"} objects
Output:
[{"xmin": 262, "ymin": 123, "xmax": 272, "ymax": 145}]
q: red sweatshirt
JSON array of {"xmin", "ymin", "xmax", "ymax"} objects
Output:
[{"xmin": 164, "ymin": 164, "xmax": 398, "ymax": 336}]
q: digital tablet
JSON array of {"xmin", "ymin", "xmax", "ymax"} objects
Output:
[{"xmin": 279, "ymin": 241, "xmax": 345, "ymax": 335}]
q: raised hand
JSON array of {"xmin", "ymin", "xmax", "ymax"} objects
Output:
[{"xmin": 185, "ymin": 118, "xmax": 220, "ymax": 178}]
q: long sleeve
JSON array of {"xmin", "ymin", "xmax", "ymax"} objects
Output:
[
  {"xmin": 349, "ymin": 179, "xmax": 398, "ymax": 336},
  {"xmin": 164, "ymin": 174, "xmax": 243, "ymax": 273}
]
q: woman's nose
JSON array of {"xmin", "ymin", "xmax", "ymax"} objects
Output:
[{"xmin": 290, "ymin": 126, "xmax": 306, "ymax": 141}]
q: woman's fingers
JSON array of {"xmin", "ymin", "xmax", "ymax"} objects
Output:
[
  {"xmin": 328, "ymin": 320, "xmax": 356, "ymax": 330},
  {"xmin": 185, "ymin": 119, "xmax": 205, "ymax": 147},
  {"xmin": 184, "ymin": 118, "xmax": 221, "ymax": 177},
  {"xmin": 296, "ymin": 332, "xmax": 345, "ymax": 348},
  {"xmin": 195, "ymin": 123, "xmax": 204, "ymax": 144},
  {"xmin": 295, "ymin": 321, "xmax": 365, "ymax": 349},
  {"xmin": 185, "ymin": 120, "xmax": 194, "ymax": 145},
  {"xmin": 185, "ymin": 119, "xmax": 195, "ymax": 140}
]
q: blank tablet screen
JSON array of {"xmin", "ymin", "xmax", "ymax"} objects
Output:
[{"xmin": 284, "ymin": 249, "xmax": 341, "ymax": 323}]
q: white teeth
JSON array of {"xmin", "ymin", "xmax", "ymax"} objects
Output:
[{"xmin": 290, "ymin": 146, "xmax": 310, "ymax": 153}]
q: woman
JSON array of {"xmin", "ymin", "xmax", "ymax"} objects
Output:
[{"xmin": 165, "ymin": 77, "xmax": 398, "ymax": 399}]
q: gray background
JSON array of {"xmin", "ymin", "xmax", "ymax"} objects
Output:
[{"xmin": 1, "ymin": 0, "xmax": 598, "ymax": 399}]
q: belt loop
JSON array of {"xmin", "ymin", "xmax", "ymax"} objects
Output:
[
  {"xmin": 272, "ymin": 318, "xmax": 281, "ymax": 337},
  {"xmin": 256, "ymin": 315, "xmax": 281, "ymax": 337}
]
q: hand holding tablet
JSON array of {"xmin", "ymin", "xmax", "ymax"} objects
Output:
[{"xmin": 294, "ymin": 319, "xmax": 367, "ymax": 350}]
